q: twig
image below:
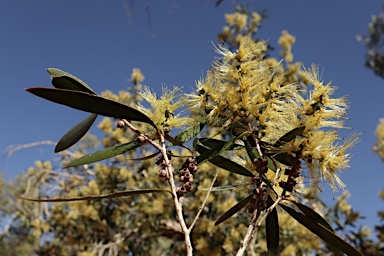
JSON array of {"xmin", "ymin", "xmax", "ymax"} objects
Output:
[
  {"xmin": 236, "ymin": 196, "xmax": 283, "ymax": 256},
  {"xmin": 189, "ymin": 173, "xmax": 218, "ymax": 232},
  {"xmin": 122, "ymin": 119, "xmax": 193, "ymax": 255},
  {"xmin": 159, "ymin": 133, "xmax": 193, "ymax": 256},
  {"xmin": 5, "ymin": 140, "xmax": 56, "ymax": 156}
]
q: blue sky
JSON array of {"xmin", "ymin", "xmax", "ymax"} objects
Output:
[{"xmin": 1, "ymin": 0, "xmax": 383, "ymax": 238}]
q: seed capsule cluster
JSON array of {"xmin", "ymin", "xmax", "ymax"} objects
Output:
[
  {"xmin": 156, "ymin": 151, "xmax": 174, "ymax": 181},
  {"xmin": 247, "ymin": 177, "xmax": 268, "ymax": 214},
  {"xmin": 279, "ymin": 155, "xmax": 301, "ymax": 192},
  {"xmin": 176, "ymin": 157, "xmax": 198, "ymax": 196}
]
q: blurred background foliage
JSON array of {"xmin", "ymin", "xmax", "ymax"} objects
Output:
[{"xmin": 1, "ymin": 3, "xmax": 384, "ymax": 256}]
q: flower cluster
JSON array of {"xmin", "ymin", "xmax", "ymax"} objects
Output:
[
  {"xmin": 136, "ymin": 86, "xmax": 191, "ymax": 134},
  {"xmin": 188, "ymin": 36, "xmax": 358, "ymax": 191}
]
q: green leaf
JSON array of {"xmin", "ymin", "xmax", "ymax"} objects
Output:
[
  {"xmin": 26, "ymin": 87, "xmax": 156, "ymax": 127},
  {"xmin": 266, "ymin": 206, "xmax": 279, "ymax": 256},
  {"xmin": 127, "ymin": 151, "xmax": 160, "ymax": 161},
  {"xmin": 196, "ymin": 138, "xmax": 243, "ymax": 151},
  {"xmin": 195, "ymin": 144, "xmax": 254, "ymax": 177},
  {"xmin": 280, "ymin": 204, "xmax": 363, "ymax": 256},
  {"xmin": 55, "ymin": 113, "xmax": 98, "ymax": 153},
  {"xmin": 293, "ymin": 202, "xmax": 335, "ymax": 233},
  {"xmin": 195, "ymin": 136, "xmax": 242, "ymax": 166},
  {"xmin": 272, "ymin": 152, "xmax": 292, "ymax": 166},
  {"xmin": 202, "ymin": 184, "xmax": 241, "ymax": 192},
  {"xmin": 47, "ymin": 68, "xmax": 96, "ymax": 95},
  {"xmin": 18, "ymin": 189, "xmax": 172, "ymax": 202},
  {"xmin": 274, "ymin": 126, "xmax": 306, "ymax": 147},
  {"xmin": 292, "ymin": 202, "xmax": 340, "ymax": 253},
  {"xmin": 173, "ymin": 122, "xmax": 205, "ymax": 144},
  {"xmin": 215, "ymin": 195, "xmax": 253, "ymax": 226},
  {"xmin": 46, "ymin": 70, "xmax": 99, "ymax": 153},
  {"xmin": 66, "ymin": 141, "xmax": 142, "ymax": 167}
]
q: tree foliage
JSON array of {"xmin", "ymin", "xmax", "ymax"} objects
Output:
[{"xmin": 1, "ymin": 5, "xmax": 383, "ymax": 256}]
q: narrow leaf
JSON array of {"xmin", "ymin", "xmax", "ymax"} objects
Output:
[
  {"xmin": 215, "ymin": 195, "xmax": 253, "ymax": 226},
  {"xmin": 164, "ymin": 134, "xmax": 188, "ymax": 148},
  {"xmin": 273, "ymin": 152, "xmax": 292, "ymax": 166},
  {"xmin": 66, "ymin": 141, "xmax": 142, "ymax": 168},
  {"xmin": 47, "ymin": 68, "xmax": 96, "ymax": 95},
  {"xmin": 18, "ymin": 189, "xmax": 172, "ymax": 202},
  {"xmin": 196, "ymin": 138, "xmax": 243, "ymax": 151},
  {"xmin": 196, "ymin": 136, "xmax": 242, "ymax": 166},
  {"xmin": 127, "ymin": 151, "xmax": 160, "ymax": 161},
  {"xmin": 202, "ymin": 184, "xmax": 241, "ymax": 192},
  {"xmin": 274, "ymin": 126, "xmax": 306, "ymax": 147},
  {"xmin": 266, "ymin": 201, "xmax": 279, "ymax": 255},
  {"xmin": 55, "ymin": 113, "xmax": 98, "ymax": 152},
  {"xmin": 293, "ymin": 202, "xmax": 335, "ymax": 233},
  {"xmin": 196, "ymin": 144, "xmax": 254, "ymax": 177},
  {"xmin": 209, "ymin": 156, "xmax": 254, "ymax": 177},
  {"xmin": 26, "ymin": 87, "xmax": 155, "ymax": 127},
  {"xmin": 280, "ymin": 204, "xmax": 363, "ymax": 256},
  {"xmin": 174, "ymin": 122, "xmax": 205, "ymax": 144}
]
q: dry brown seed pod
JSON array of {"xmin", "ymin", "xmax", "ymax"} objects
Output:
[
  {"xmin": 179, "ymin": 186, "xmax": 187, "ymax": 194},
  {"xmin": 190, "ymin": 166, "xmax": 198, "ymax": 173},
  {"xmin": 188, "ymin": 162, "xmax": 196, "ymax": 170},
  {"xmin": 136, "ymin": 135, "xmax": 146, "ymax": 144},
  {"xmin": 117, "ymin": 120, "xmax": 125, "ymax": 128},
  {"xmin": 159, "ymin": 169, "xmax": 167, "ymax": 177},
  {"xmin": 184, "ymin": 182, "xmax": 192, "ymax": 190}
]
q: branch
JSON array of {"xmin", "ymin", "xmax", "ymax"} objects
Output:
[
  {"xmin": 189, "ymin": 173, "xmax": 218, "ymax": 232},
  {"xmin": 5, "ymin": 140, "xmax": 56, "ymax": 156},
  {"xmin": 236, "ymin": 196, "xmax": 283, "ymax": 256},
  {"xmin": 121, "ymin": 119, "xmax": 193, "ymax": 255}
]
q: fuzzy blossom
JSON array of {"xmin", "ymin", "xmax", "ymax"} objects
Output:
[
  {"xmin": 250, "ymin": 11, "xmax": 262, "ymax": 27},
  {"xmin": 279, "ymin": 30, "xmax": 296, "ymax": 63},
  {"xmin": 302, "ymin": 131, "xmax": 359, "ymax": 191},
  {"xmin": 130, "ymin": 68, "xmax": 145, "ymax": 83},
  {"xmin": 301, "ymin": 64, "xmax": 348, "ymax": 131},
  {"xmin": 225, "ymin": 12, "xmax": 248, "ymax": 31},
  {"xmin": 189, "ymin": 36, "xmax": 357, "ymax": 191},
  {"xmin": 137, "ymin": 86, "xmax": 191, "ymax": 133}
]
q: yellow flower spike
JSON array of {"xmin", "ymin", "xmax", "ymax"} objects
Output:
[
  {"xmin": 130, "ymin": 68, "xmax": 145, "ymax": 84},
  {"xmin": 137, "ymin": 85, "xmax": 191, "ymax": 133}
]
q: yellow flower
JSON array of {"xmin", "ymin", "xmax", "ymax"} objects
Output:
[{"xmin": 137, "ymin": 86, "xmax": 191, "ymax": 133}]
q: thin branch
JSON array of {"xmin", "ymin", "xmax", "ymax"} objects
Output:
[
  {"xmin": 5, "ymin": 140, "xmax": 56, "ymax": 156},
  {"xmin": 121, "ymin": 119, "xmax": 193, "ymax": 255},
  {"xmin": 159, "ymin": 133, "xmax": 193, "ymax": 256},
  {"xmin": 236, "ymin": 196, "xmax": 283, "ymax": 256},
  {"xmin": 189, "ymin": 173, "xmax": 218, "ymax": 232}
]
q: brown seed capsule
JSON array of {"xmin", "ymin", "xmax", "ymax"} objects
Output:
[
  {"xmin": 136, "ymin": 135, "xmax": 146, "ymax": 144},
  {"xmin": 184, "ymin": 182, "xmax": 193, "ymax": 190},
  {"xmin": 186, "ymin": 157, "xmax": 194, "ymax": 163},
  {"xmin": 179, "ymin": 186, "xmax": 187, "ymax": 194},
  {"xmin": 159, "ymin": 169, "xmax": 167, "ymax": 177},
  {"xmin": 188, "ymin": 162, "xmax": 196, "ymax": 170},
  {"xmin": 180, "ymin": 168, "xmax": 189, "ymax": 176},
  {"xmin": 117, "ymin": 120, "xmax": 125, "ymax": 128},
  {"xmin": 190, "ymin": 166, "xmax": 198, "ymax": 173}
]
